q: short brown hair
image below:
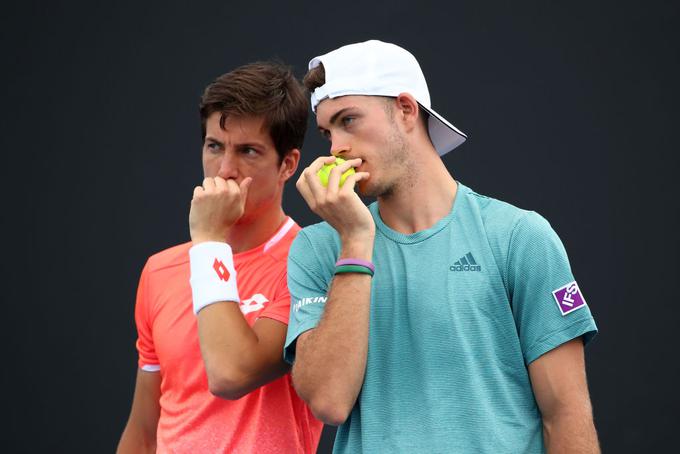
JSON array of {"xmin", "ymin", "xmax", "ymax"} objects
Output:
[
  {"xmin": 200, "ymin": 62, "xmax": 309, "ymax": 162},
  {"xmin": 303, "ymin": 63, "xmax": 326, "ymax": 93}
]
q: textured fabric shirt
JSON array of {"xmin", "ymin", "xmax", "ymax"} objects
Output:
[
  {"xmin": 135, "ymin": 218, "xmax": 322, "ymax": 454},
  {"xmin": 284, "ymin": 183, "xmax": 597, "ymax": 454}
]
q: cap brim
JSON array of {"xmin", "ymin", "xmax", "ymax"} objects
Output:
[{"xmin": 419, "ymin": 104, "xmax": 467, "ymax": 156}]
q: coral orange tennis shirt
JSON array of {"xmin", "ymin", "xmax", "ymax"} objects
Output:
[{"xmin": 134, "ymin": 218, "xmax": 322, "ymax": 453}]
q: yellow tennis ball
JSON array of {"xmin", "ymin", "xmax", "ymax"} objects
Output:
[{"xmin": 317, "ymin": 157, "xmax": 356, "ymax": 187}]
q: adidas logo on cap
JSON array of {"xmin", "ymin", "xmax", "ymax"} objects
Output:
[{"xmin": 449, "ymin": 252, "xmax": 481, "ymax": 272}]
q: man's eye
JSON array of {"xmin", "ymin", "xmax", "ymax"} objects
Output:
[
  {"xmin": 242, "ymin": 147, "xmax": 258, "ymax": 155},
  {"xmin": 206, "ymin": 142, "xmax": 221, "ymax": 153},
  {"xmin": 342, "ymin": 116, "xmax": 355, "ymax": 127}
]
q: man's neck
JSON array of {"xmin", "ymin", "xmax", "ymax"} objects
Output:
[
  {"xmin": 377, "ymin": 154, "xmax": 458, "ymax": 235},
  {"xmin": 224, "ymin": 206, "xmax": 287, "ymax": 254}
]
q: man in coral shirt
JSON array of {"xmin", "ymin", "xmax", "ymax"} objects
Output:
[{"xmin": 117, "ymin": 62, "xmax": 323, "ymax": 453}]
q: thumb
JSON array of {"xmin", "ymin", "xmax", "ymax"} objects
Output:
[{"xmin": 240, "ymin": 177, "xmax": 253, "ymax": 203}]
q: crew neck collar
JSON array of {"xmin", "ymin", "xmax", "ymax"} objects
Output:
[{"xmin": 370, "ymin": 182, "xmax": 467, "ymax": 245}]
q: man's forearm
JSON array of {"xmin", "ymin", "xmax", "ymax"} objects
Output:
[
  {"xmin": 197, "ymin": 303, "xmax": 287, "ymax": 399},
  {"xmin": 293, "ymin": 241, "xmax": 372, "ymax": 425},
  {"xmin": 543, "ymin": 411, "xmax": 600, "ymax": 454}
]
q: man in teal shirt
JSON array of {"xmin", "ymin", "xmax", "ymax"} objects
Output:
[{"xmin": 285, "ymin": 40, "xmax": 599, "ymax": 453}]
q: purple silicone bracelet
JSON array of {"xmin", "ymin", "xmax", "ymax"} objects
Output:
[{"xmin": 335, "ymin": 258, "xmax": 375, "ymax": 273}]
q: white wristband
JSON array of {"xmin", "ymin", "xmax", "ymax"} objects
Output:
[{"xmin": 189, "ymin": 242, "xmax": 240, "ymax": 314}]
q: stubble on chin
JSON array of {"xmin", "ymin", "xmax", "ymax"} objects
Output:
[{"xmin": 370, "ymin": 128, "xmax": 414, "ymax": 200}]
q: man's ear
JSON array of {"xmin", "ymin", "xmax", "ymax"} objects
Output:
[
  {"xmin": 395, "ymin": 93, "xmax": 421, "ymax": 132},
  {"xmin": 279, "ymin": 148, "xmax": 301, "ymax": 182}
]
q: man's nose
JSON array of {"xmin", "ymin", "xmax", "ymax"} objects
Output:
[
  {"xmin": 217, "ymin": 151, "xmax": 239, "ymax": 180},
  {"xmin": 331, "ymin": 144, "xmax": 351, "ymax": 157}
]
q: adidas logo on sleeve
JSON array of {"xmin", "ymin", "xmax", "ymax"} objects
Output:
[{"xmin": 449, "ymin": 252, "xmax": 482, "ymax": 272}]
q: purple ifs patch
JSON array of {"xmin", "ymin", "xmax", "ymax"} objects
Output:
[{"xmin": 552, "ymin": 281, "xmax": 587, "ymax": 316}]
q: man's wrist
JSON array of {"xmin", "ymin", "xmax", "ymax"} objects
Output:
[
  {"xmin": 340, "ymin": 236, "xmax": 375, "ymax": 261},
  {"xmin": 189, "ymin": 242, "xmax": 240, "ymax": 314},
  {"xmin": 191, "ymin": 234, "xmax": 227, "ymax": 245}
]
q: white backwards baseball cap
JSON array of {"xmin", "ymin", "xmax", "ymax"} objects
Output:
[{"xmin": 309, "ymin": 40, "xmax": 467, "ymax": 156}]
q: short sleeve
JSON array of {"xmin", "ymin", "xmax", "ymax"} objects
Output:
[
  {"xmin": 134, "ymin": 262, "xmax": 160, "ymax": 372},
  {"xmin": 283, "ymin": 230, "xmax": 334, "ymax": 364},
  {"xmin": 257, "ymin": 271, "xmax": 292, "ymax": 326},
  {"xmin": 507, "ymin": 212, "xmax": 598, "ymax": 365}
]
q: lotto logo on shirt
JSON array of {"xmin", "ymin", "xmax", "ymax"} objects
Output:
[
  {"xmin": 240, "ymin": 293, "xmax": 269, "ymax": 315},
  {"xmin": 552, "ymin": 281, "xmax": 587, "ymax": 316}
]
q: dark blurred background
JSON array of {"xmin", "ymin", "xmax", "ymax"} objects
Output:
[{"xmin": 1, "ymin": 1, "xmax": 677, "ymax": 452}]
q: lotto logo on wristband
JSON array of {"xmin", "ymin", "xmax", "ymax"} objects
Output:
[
  {"xmin": 213, "ymin": 258, "xmax": 231, "ymax": 281},
  {"xmin": 552, "ymin": 281, "xmax": 586, "ymax": 316}
]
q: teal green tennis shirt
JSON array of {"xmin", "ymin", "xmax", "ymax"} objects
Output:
[{"xmin": 285, "ymin": 182, "xmax": 597, "ymax": 453}]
